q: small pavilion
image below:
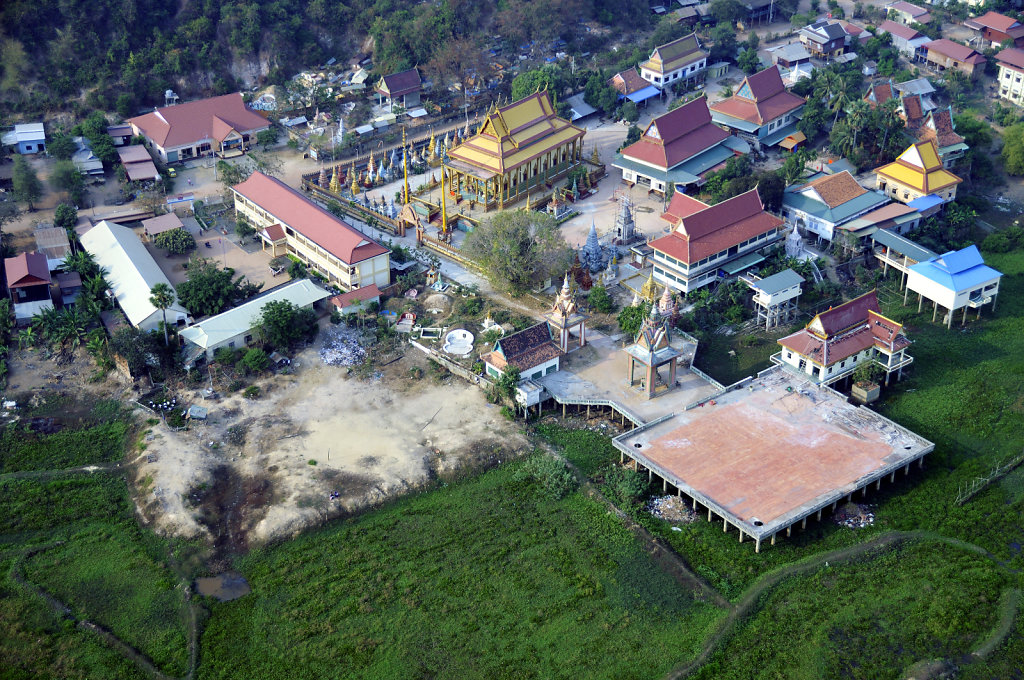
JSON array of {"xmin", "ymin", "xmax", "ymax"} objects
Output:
[
  {"xmin": 624, "ymin": 305, "xmax": 681, "ymax": 399},
  {"xmin": 543, "ymin": 274, "xmax": 588, "ymax": 353}
]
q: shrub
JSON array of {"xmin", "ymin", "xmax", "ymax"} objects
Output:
[
  {"xmin": 241, "ymin": 348, "xmax": 269, "ymax": 373},
  {"xmin": 500, "ymin": 405, "xmax": 516, "ymax": 420},
  {"xmin": 588, "ymin": 284, "xmax": 615, "ymax": 313},
  {"xmin": 214, "ymin": 347, "xmax": 239, "ymax": 365},
  {"xmin": 243, "ymin": 385, "xmax": 260, "ymax": 399},
  {"xmin": 329, "ymin": 310, "xmax": 343, "ymax": 325},
  {"xmin": 515, "ymin": 454, "xmax": 579, "ymax": 500},
  {"xmin": 603, "ymin": 465, "xmax": 649, "ymax": 507},
  {"xmin": 227, "ymin": 379, "xmax": 245, "ymax": 393},
  {"xmin": 459, "ymin": 297, "xmax": 484, "ymax": 316}
]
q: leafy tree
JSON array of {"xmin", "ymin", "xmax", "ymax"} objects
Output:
[
  {"xmin": 12, "ymin": 156, "xmax": 42, "ymax": 210},
  {"xmin": 617, "ymin": 301, "xmax": 651, "ymax": 337},
  {"xmin": 620, "ymin": 101, "xmax": 639, "ymax": 123},
  {"xmin": 54, "ymin": 203, "xmax": 77, "ymax": 232},
  {"xmin": 496, "ymin": 365, "xmax": 521, "ymax": 401},
  {"xmin": 463, "ymin": 210, "xmax": 573, "ymax": 295},
  {"xmin": 47, "ymin": 133, "xmax": 76, "ymax": 161},
  {"xmin": 1002, "ymin": 123, "xmax": 1024, "ymax": 175},
  {"xmin": 511, "ymin": 65, "xmax": 565, "ymax": 102},
  {"xmin": 241, "ymin": 347, "xmax": 269, "ymax": 373},
  {"xmin": 256, "ymin": 127, "xmax": 280, "ymax": 148},
  {"xmin": 257, "ymin": 300, "xmax": 317, "ymax": 349},
  {"xmin": 287, "ymin": 258, "xmax": 307, "ymax": 280},
  {"xmin": 709, "ymin": 25, "xmax": 738, "ymax": 64},
  {"xmin": 953, "ymin": 113, "xmax": 992, "ymax": 150},
  {"xmin": 155, "ymin": 228, "xmax": 197, "ymax": 255},
  {"xmin": 709, "ymin": 0, "xmax": 745, "ymax": 26},
  {"xmin": 109, "ymin": 326, "xmax": 159, "ymax": 377},
  {"xmin": 50, "ymin": 160, "xmax": 84, "ymax": 204},
  {"xmin": 588, "ymin": 284, "xmax": 615, "ymax": 313},
  {"xmin": 737, "ymin": 49, "xmax": 761, "ymax": 75},
  {"xmin": 149, "ymin": 283, "xmax": 176, "ymax": 347},
  {"xmin": 176, "ymin": 257, "xmax": 261, "ymax": 317},
  {"xmin": 623, "ymin": 124, "xmax": 642, "ymax": 147},
  {"xmin": 584, "ymin": 73, "xmax": 620, "ymax": 114}
]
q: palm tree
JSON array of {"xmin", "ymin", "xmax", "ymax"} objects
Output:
[
  {"xmin": 62, "ymin": 251, "xmax": 100, "ymax": 279},
  {"xmin": 828, "ymin": 80, "xmax": 851, "ymax": 127},
  {"xmin": 847, "ymin": 100, "xmax": 872, "ymax": 150},
  {"xmin": 829, "ymin": 120, "xmax": 856, "ymax": 159},
  {"xmin": 149, "ymin": 283, "xmax": 176, "ymax": 347},
  {"xmin": 32, "ymin": 306, "xmax": 62, "ymax": 346},
  {"xmin": 83, "ymin": 274, "xmax": 111, "ymax": 308}
]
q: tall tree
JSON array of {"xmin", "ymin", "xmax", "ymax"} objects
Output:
[
  {"xmin": 149, "ymin": 283, "xmax": 176, "ymax": 347},
  {"xmin": 12, "ymin": 156, "xmax": 42, "ymax": 210},
  {"xmin": 463, "ymin": 210, "xmax": 573, "ymax": 295}
]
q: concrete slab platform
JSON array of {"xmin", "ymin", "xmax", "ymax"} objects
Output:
[{"xmin": 614, "ymin": 366, "xmax": 933, "ymax": 543}]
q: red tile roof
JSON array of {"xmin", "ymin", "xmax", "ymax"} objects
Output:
[
  {"xmin": 865, "ymin": 82, "xmax": 896, "ymax": 107},
  {"xmin": 4, "ymin": 252, "xmax": 50, "ymax": 288},
  {"xmin": 879, "ymin": 20, "xmax": 923, "ymax": 41},
  {"xmin": 117, "ymin": 145, "xmax": 153, "ymax": 164},
  {"xmin": 795, "ymin": 171, "xmax": 868, "ymax": 208},
  {"xmin": 810, "ymin": 290, "xmax": 879, "ymax": 336},
  {"xmin": 661, "ymin": 192, "xmax": 709, "ymax": 225},
  {"xmin": 128, "ymin": 93, "xmax": 269, "ymax": 149},
  {"xmin": 330, "ymin": 283, "xmax": 381, "ymax": 309},
  {"xmin": 609, "ymin": 68, "xmax": 650, "ymax": 96},
  {"xmin": 376, "ymin": 68, "xmax": 422, "ymax": 98},
  {"xmin": 968, "ymin": 11, "xmax": 1024, "ymax": 36},
  {"xmin": 709, "ymin": 66, "xmax": 805, "ymax": 125},
  {"xmin": 261, "ymin": 224, "xmax": 287, "ymax": 242},
  {"xmin": 779, "ymin": 306, "xmax": 909, "ymax": 366},
  {"xmin": 926, "ymin": 39, "xmax": 986, "ymax": 66},
  {"xmin": 483, "ymin": 322, "xmax": 563, "ymax": 372},
  {"xmin": 620, "ymin": 97, "xmax": 729, "ymax": 170},
  {"xmin": 900, "ymin": 94, "xmax": 925, "ymax": 123},
  {"xmin": 233, "ymin": 172, "xmax": 389, "ymax": 265},
  {"xmin": 996, "ymin": 47, "xmax": 1024, "ymax": 70},
  {"xmin": 916, "ymin": 108, "xmax": 964, "ymax": 149},
  {"xmin": 649, "ymin": 188, "xmax": 782, "ymax": 264}
]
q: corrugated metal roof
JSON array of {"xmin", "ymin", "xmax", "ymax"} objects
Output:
[
  {"xmin": 751, "ymin": 268, "xmax": 804, "ymax": 296},
  {"xmin": 908, "ymin": 245, "xmax": 1002, "ymax": 293},
  {"xmin": 871, "ymin": 229, "xmax": 936, "ymax": 263}
]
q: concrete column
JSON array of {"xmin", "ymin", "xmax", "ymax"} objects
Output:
[
  {"xmin": 708, "ymin": 507, "xmax": 712, "ymax": 521},
  {"xmin": 932, "ymin": 300, "xmax": 938, "ymax": 322},
  {"xmin": 723, "ymin": 518, "xmax": 728, "ymax": 532},
  {"xmin": 648, "ymin": 468, "xmax": 652, "ymax": 482},
  {"xmin": 890, "ymin": 471, "xmax": 896, "ymax": 483},
  {"xmin": 562, "ymin": 403, "xmax": 566, "ymax": 417},
  {"xmin": 862, "ymin": 486, "xmax": 868, "ymax": 497},
  {"xmin": 904, "ymin": 463, "xmax": 910, "ymax": 476},
  {"xmin": 739, "ymin": 531, "xmax": 744, "ymax": 544},
  {"xmin": 876, "ymin": 479, "xmax": 881, "ymax": 491},
  {"xmin": 755, "ymin": 537, "xmax": 761, "ymax": 553},
  {"xmin": 918, "ymin": 293, "xmax": 923, "ymax": 313},
  {"xmin": 662, "ymin": 478, "xmax": 667, "ymax": 492},
  {"xmin": 620, "ymin": 451, "xmax": 624, "ymax": 464},
  {"xmin": 801, "ymin": 517, "xmax": 807, "ymax": 529},
  {"xmin": 963, "ymin": 306, "xmax": 969, "ymax": 326},
  {"xmin": 586, "ymin": 405, "xmax": 590, "ymax": 419},
  {"xmin": 831, "ymin": 501, "xmax": 837, "ymax": 511},
  {"xmin": 771, "ymin": 533, "xmax": 776, "ymax": 546},
  {"xmin": 817, "ymin": 508, "xmax": 822, "ymax": 521},
  {"xmin": 919, "ymin": 457, "xmax": 924, "ymax": 469},
  {"xmin": 786, "ymin": 526, "xmax": 791, "ymax": 537}
]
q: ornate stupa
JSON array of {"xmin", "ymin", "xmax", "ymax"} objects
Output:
[
  {"xmin": 579, "ymin": 221, "xmax": 610, "ymax": 273},
  {"xmin": 349, "ymin": 163, "xmax": 360, "ymax": 195},
  {"xmin": 659, "ymin": 285, "xmax": 678, "ymax": 322},
  {"xmin": 786, "ymin": 224, "xmax": 803, "ymax": 259},
  {"xmin": 640, "ymin": 270, "xmax": 658, "ymax": 304},
  {"xmin": 329, "ymin": 166, "xmax": 341, "ymax": 194},
  {"xmin": 318, "ymin": 166, "xmax": 327, "ymax": 188},
  {"xmin": 544, "ymin": 273, "xmax": 589, "ymax": 352},
  {"xmin": 614, "ymin": 195, "xmax": 637, "ymax": 243}
]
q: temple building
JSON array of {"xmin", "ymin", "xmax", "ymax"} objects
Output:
[
  {"xmin": 639, "ymin": 34, "xmax": 709, "ymax": 89},
  {"xmin": 649, "ymin": 188, "xmax": 784, "ymax": 294},
  {"xmin": 710, "ymin": 66, "xmax": 806, "ymax": 151},
  {"xmin": 775, "ymin": 290, "xmax": 912, "ymax": 386},
  {"xmin": 443, "ymin": 91, "xmax": 586, "ymax": 211},
  {"xmin": 874, "ymin": 140, "xmax": 962, "ymax": 206},
  {"xmin": 613, "ymin": 96, "xmax": 749, "ymax": 195},
  {"xmin": 543, "ymin": 274, "xmax": 588, "ymax": 353}
]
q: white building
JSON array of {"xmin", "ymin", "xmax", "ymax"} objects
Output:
[
  {"xmin": 80, "ymin": 220, "xmax": 191, "ymax": 332},
  {"xmin": 906, "ymin": 245, "xmax": 1002, "ymax": 327},
  {"xmin": 639, "ymin": 34, "xmax": 708, "ymax": 89},
  {"xmin": 996, "ymin": 47, "xmax": 1024, "ymax": 106},
  {"xmin": 180, "ymin": 279, "xmax": 330, "ymax": 367}
]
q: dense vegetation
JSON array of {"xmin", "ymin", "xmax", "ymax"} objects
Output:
[{"xmin": 0, "ymin": 0, "xmax": 652, "ymax": 116}]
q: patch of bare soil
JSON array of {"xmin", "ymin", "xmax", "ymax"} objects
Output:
[{"xmin": 135, "ymin": 341, "xmax": 529, "ymax": 549}]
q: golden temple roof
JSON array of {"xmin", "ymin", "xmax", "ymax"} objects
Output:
[
  {"xmin": 874, "ymin": 140, "xmax": 962, "ymax": 194},
  {"xmin": 445, "ymin": 90, "xmax": 585, "ymax": 177}
]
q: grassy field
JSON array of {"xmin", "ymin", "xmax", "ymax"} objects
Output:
[
  {"xmin": 0, "ymin": 400, "xmax": 191, "ymax": 679},
  {"xmin": 198, "ymin": 458, "xmax": 725, "ymax": 680}
]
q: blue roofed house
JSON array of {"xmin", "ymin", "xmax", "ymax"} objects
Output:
[
  {"xmin": 608, "ymin": 68, "xmax": 661, "ymax": 106},
  {"xmin": 709, "ymin": 66, "xmax": 806, "ymax": 151},
  {"xmin": 782, "ymin": 171, "xmax": 890, "ymax": 245},
  {"xmin": 905, "ymin": 245, "xmax": 1002, "ymax": 327},
  {"xmin": 612, "ymin": 96, "xmax": 749, "ymax": 196},
  {"xmin": 2, "ymin": 123, "xmax": 46, "ymax": 155}
]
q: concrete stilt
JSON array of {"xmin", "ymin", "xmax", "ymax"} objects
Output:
[
  {"xmin": 862, "ymin": 486, "xmax": 868, "ymax": 497},
  {"xmin": 620, "ymin": 451, "xmax": 624, "ymax": 464},
  {"xmin": 755, "ymin": 537, "xmax": 761, "ymax": 553},
  {"xmin": 562, "ymin": 403, "xmax": 566, "ymax": 417},
  {"xmin": 801, "ymin": 517, "xmax": 807, "ymax": 529},
  {"xmin": 586, "ymin": 405, "xmax": 590, "ymax": 419},
  {"xmin": 932, "ymin": 300, "xmax": 938, "ymax": 322},
  {"xmin": 904, "ymin": 463, "xmax": 910, "ymax": 475},
  {"xmin": 963, "ymin": 306, "xmax": 969, "ymax": 326},
  {"xmin": 708, "ymin": 507, "xmax": 712, "ymax": 521},
  {"xmin": 890, "ymin": 471, "xmax": 895, "ymax": 483},
  {"xmin": 723, "ymin": 518, "xmax": 728, "ymax": 532},
  {"xmin": 817, "ymin": 508, "xmax": 822, "ymax": 521},
  {"xmin": 662, "ymin": 478, "xmax": 667, "ymax": 492},
  {"xmin": 739, "ymin": 531, "xmax": 744, "ymax": 543},
  {"xmin": 786, "ymin": 526, "xmax": 792, "ymax": 537},
  {"xmin": 876, "ymin": 479, "xmax": 881, "ymax": 491},
  {"xmin": 831, "ymin": 501, "xmax": 837, "ymax": 511},
  {"xmin": 918, "ymin": 293, "xmax": 923, "ymax": 313},
  {"xmin": 771, "ymin": 533, "xmax": 776, "ymax": 546},
  {"xmin": 919, "ymin": 457, "xmax": 924, "ymax": 468},
  {"xmin": 648, "ymin": 468, "xmax": 652, "ymax": 481}
]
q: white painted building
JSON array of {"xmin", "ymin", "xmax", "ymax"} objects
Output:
[{"xmin": 906, "ymin": 245, "xmax": 1002, "ymax": 327}]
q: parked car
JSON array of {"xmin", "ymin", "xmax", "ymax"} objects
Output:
[{"xmin": 167, "ymin": 167, "xmax": 177, "ymax": 178}]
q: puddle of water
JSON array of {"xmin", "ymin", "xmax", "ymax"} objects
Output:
[{"xmin": 196, "ymin": 573, "xmax": 251, "ymax": 601}]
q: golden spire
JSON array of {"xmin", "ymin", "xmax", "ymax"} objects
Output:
[
  {"xmin": 440, "ymin": 168, "xmax": 448, "ymax": 235},
  {"xmin": 402, "ymin": 127, "xmax": 410, "ymax": 204},
  {"xmin": 591, "ymin": 146, "xmax": 600, "ymax": 165},
  {"xmin": 329, "ymin": 166, "xmax": 340, "ymax": 194},
  {"xmin": 641, "ymin": 271, "xmax": 657, "ymax": 303}
]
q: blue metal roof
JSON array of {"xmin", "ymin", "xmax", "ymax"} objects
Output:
[
  {"xmin": 626, "ymin": 85, "xmax": 661, "ymax": 103},
  {"xmin": 782, "ymin": 184, "xmax": 890, "ymax": 227},
  {"xmin": 907, "ymin": 194, "xmax": 944, "ymax": 211},
  {"xmin": 909, "ymin": 245, "xmax": 1003, "ymax": 293}
]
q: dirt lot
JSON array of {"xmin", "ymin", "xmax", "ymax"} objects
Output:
[{"xmin": 133, "ymin": 338, "xmax": 528, "ymax": 555}]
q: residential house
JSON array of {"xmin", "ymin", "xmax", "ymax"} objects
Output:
[
  {"xmin": 639, "ymin": 33, "xmax": 708, "ymax": 89},
  {"xmin": 180, "ymin": 279, "xmax": 330, "ymax": 367},
  {"xmin": 782, "ymin": 171, "xmax": 890, "ymax": 244},
  {"xmin": 232, "ymin": 172, "xmax": 391, "ymax": 291},
  {"xmin": 898, "ymin": 92, "xmax": 927, "ymax": 128},
  {"xmin": 613, "ymin": 96, "xmax": 749, "ymax": 195},
  {"xmin": 874, "ymin": 139, "xmax": 962, "ymax": 205},
  {"xmin": 741, "ymin": 0, "xmax": 777, "ymax": 24},
  {"xmin": 709, "ymin": 66, "xmax": 806, "ymax": 150},
  {"xmin": 800, "ymin": 20, "xmax": 851, "ymax": 59},
  {"xmin": 864, "ymin": 80, "xmax": 897, "ymax": 108},
  {"xmin": 128, "ymin": 93, "xmax": 269, "ymax": 163},
  {"xmin": 1, "ymin": 123, "xmax": 45, "ymax": 155},
  {"xmin": 374, "ymin": 68, "xmax": 422, "ymax": 111},
  {"xmin": 909, "ymin": 107, "xmax": 968, "ymax": 168},
  {"xmin": 607, "ymin": 68, "xmax": 661, "ymax": 105},
  {"xmin": 330, "ymin": 284, "xmax": 381, "ymax": 314},
  {"xmin": 924, "ymin": 40, "xmax": 986, "ymax": 78},
  {"xmin": 996, "ymin": 47, "xmax": 1024, "ymax": 105},
  {"xmin": 80, "ymin": 221, "xmax": 191, "ymax": 332},
  {"xmin": 906, "ymin": 245, "xmax": 1002, "ymax": 327},
  {"xmin": 649, "ymin": 188, "xmax": 784, "ymax": 294},
  {"xmin": 34, "ymin": 227, "xmax": 72, "ymax": 271},
  {"xmin": 965, "ymin": 11, "xmax": 1024, "ymax": 48},
  {"xmin": 887, "ymin": 1, "xmax": 932, "ymax": 25},
  {"xmin": 117, "ymin": 145, "xmax": 160, "ymax": 182},
  {"xmin": 72, "ymin": 137, "xmax": 104, "ymax": 176},
  {"xmin": 765, "ymin": 43, "xmax": 812, "ymax": 68},
  {"xmin": 895, "ymin": 77, "xmax": 939, "ymax": 112},
  {"xmin": 482, "ymin": 322, "xmax": 563, "ymax": 381},
  {"xmin": 877, "ymin": 21, "xmax": 932, "ymax": 61},
  {"xmin": 838, "ymin": 20, "xmax": 873, "ymax": 47},
  {"xmin": 107, "ymin": 124, "xmax": 134, "ymax": 146},
  {"xmin": 776, "ymin": 290, "xmax": 912, "ymax": 386},
  {"xmin": 4, "ymin": 252, "xmax": 53, "ymax": 324},
  {"xmin": 56, "ymin": 271, "xmax": 82, "ymax": 307}
]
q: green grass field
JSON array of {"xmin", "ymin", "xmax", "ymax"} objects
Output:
[{"xmin": 198, "ymin": 459, "xmax": 725, "ymax": 680}]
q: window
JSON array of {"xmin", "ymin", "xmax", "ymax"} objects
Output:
[
  {"xmin": 244, "ymin": 335, "xmax": 253, "ymax": 344},
  {"xmin": 532, "ymin": 371, "xmax": 542, "ymax": 380},
  {"xmin": 228, "ymin": 341, "xmax": 236, "ymax": 348},
  {"xmin": 786, "ymin": 351, "xmax": 792, "ymax": 359}
]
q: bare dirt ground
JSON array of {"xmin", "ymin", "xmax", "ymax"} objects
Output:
[{"xmin": 133, "ymin": 338, "xmax": 529, "ymax": 556}]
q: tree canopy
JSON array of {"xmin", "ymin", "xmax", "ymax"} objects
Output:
[
  {"xmin": 462, "ymin": 210, "xmax": 573, "ymax": 296},
  {"xmin": 257, "ymin": 300, "xmax": 318, "ymax": 350},
  {"xmin": 155, "ymin": 228, "xmax": 197, "ymax": 255},
  {"xmin": 12, "ymin": 156, "xmax": 42, "ymax": 209},
  {"xmin": 175, "ymin": 257, "xmax": 262, "ymax": 318}
]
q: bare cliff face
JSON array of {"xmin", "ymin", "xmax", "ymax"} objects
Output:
[{"xmin": 228, "ymin": 52, "xmax": 274, "ymax": 89}]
